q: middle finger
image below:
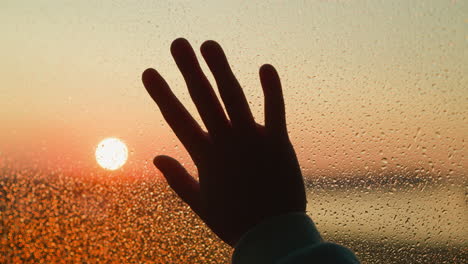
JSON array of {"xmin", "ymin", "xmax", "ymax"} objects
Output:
[{"xmin": 171, "ymin": 38, "xmax": 230, "ymax": 140}]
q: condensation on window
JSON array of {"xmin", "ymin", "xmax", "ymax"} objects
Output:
[{"xmin": 1, "ymin": 1, "xmax": 466, "ymax": 263}]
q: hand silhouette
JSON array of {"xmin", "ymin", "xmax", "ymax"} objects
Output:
[{"xmin": 142, "ymin": 38, "xmax": 306, "ymax": 246}]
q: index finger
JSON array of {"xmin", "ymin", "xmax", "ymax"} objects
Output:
[{"xmin": 142, "ymin": 68, "xmax": 208, "ymax": 161}]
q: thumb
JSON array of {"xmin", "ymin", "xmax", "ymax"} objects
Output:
[{"xmin": 154, "ymin": 155, "xmax": 202, "ymax": 213}]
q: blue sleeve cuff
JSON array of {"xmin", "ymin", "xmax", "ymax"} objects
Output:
[
  {"xmin": 232, "ymin": 212, "xmax": 323, "ymax": 264},
  {"xmin": 277, "ymin": 242, "xmax": 360, "ymax": 264}
]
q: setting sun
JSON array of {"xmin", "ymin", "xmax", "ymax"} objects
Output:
[{"xmin": 95, "ymin": 138, "xmax": 128, "ymax": 170}]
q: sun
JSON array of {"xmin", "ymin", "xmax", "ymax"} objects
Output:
[{"xmin": 95, "ymin": 137, "xmax": 128, "ymax": 170}]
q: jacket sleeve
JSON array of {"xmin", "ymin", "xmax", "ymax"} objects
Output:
[{"xmin": 232, "ymin": 213, "xmax": 360, "ymax": 264}]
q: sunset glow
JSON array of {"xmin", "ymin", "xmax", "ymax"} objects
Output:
[
  {"xmin": 95, "ymin": 138, "xmax": 128, "ymax": 170},
  {"xmin": 1, "ymin": 1, "xmax": 466, "ymax": 263}
]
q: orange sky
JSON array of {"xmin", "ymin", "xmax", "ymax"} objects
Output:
[{"xmin": 0, "ymin": 1, "xmax": 466, "ymax": 178}]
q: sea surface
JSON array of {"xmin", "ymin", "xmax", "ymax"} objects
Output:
[
  {"xmin": 1, "ymin": 168, "xmax": 466, "ymax": 263},
  {"xmin": 307, "ymin": 183, "xmax": 467, "ymax": 263}
]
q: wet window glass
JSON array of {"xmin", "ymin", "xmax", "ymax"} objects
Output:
[{"xmin": 1, "ymin": 1, "xmax": 466, "ymax": 263}]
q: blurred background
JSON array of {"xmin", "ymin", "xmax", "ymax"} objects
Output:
[{"xmin": 1, "ymin": 0, "xmax": 466, "ymax": 263}]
